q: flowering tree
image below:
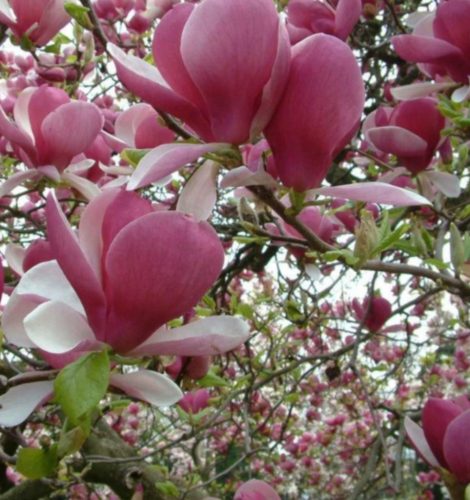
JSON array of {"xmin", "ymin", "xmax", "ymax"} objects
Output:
[{"xmin": 0, "ymin": 0, "xmax": 469, "ymax": 498}]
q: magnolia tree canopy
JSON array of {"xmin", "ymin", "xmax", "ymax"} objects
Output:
[{"xmin": 0, "ymin": 0, "xmax": 469, "ymax": 498}]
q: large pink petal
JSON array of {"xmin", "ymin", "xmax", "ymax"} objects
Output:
[
  {"xmin": 152, "ymin": 3, "xmax": 206, "ymax": 113},
  {"xmin": 46, "ymin": 195, "xmax": 106, "ymax": 337},
  {"xmin": 434, "ymin": 0, "xmax": 470, "ymax": 61},
  {"xmin": 108, "ymin": 43, "xmax": 211, "ymax": 140},
  {"xmin": 234, "ymin": 479, "xmax": 281, "ymax": 500},
  {"xmin": 100, "ymin": 190, "xmax": 153, "ymax": 258},
  {"xmin": 127, "ymin": 142, "xmax": 227, "ymax": 190},
  {"xmin": 76, "ymin": 189, "xmax": 120, "ymax": 282},
  {"xmin": 40, "ymin": 102, "xmax": 103, "ymax": 170},
  {"xmin": 115, "ymin": 104, "xmax": 175, "ymax": 149},
  {"xmin": 110, "ymin": 370, "xmax": 183, "ymax": 407},
  {"xmin": 335, "ymin": 0, "xmax": 362, "ymax": 40},
  {"xmin": 24, "ymin": 301, "xmax": 96, "ymax": 354},
  {"xmin": 422, "ymin": 397, "xmax": 463, "ymax": 468},
  {"xmin": 130, "ymin": 316, "xmax": 249, "ymax": 357},
  {"xmin": 34, "ymin": 0, "xmax": 70, "ymax": 46},
  {"xmin": 392, "ymin": 34, "xmax": 463, "ymax": 63},
  {"xmin": 0, "ymin": 381, "xmax": 54, "ymax": 427},
  {"xmin": 365, "ymin": 126, "xmax": 428, "ymax": 157},
  {"xmin": 28, "ymin": 86, "xmax": 69, "ymax": 161},
  {"xmin": 313, "ymin": 182, "xmax": 431, "ymax": 206},
  {"xmin": 443, "ymin": 410, "xmax": 470, "ymax": 483},
  {"xmin": 404, "ymin": 416, "xmax": 440, "ymax": 468},
  {"xmin": 135, "ymin": 114, "xmax": 175, "ymax": 149},
  {"xmin": 249, "ymin": 23, "xmax": 290, "ymax": 138},
  {"xmin": 265, "ymin": 34, "xmax": 364, "ymax": 191},
  {"xmin": 180, "ymin": 0, "xmax": 280, "ymax": 144},
  {"xmin": 104, "ymin": 211, "xmax": 224, "ymax": 353}
]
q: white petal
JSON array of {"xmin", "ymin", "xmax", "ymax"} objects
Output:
[
  {"xmin": 66, "ymin": 159, "xmax": 96, "ymax": 174},
  {"xmin": 5, "ymin": 243, "xmax": 26, "ymax": 276},
  {"xmin": 422, "ymin": 171, "xmax": 461, "ymax": 198},
  {"xmin": 110, "ymin": 370, "xmax": 183, "ymax": 407},
  {"xmin": 61, "ymin": 172, "xmax": 101, "ymax": 200},
  {"xmin": 17, "ymin": 260, "xmax": 84, "ymax": 313},
  {"xmin": 114, "ymin": 103, "xmax": 156, "ymax": 148},
  {"xmin": 0, "ymin": 170, "xmax": 40, "ymax": 198},
  {"xmin": 13, "ymin": 88, "xmax": 35, "ymax": 142},
  {"xmin": 451, "ymin": 85, "xmax": 470, "ymax": 103},
  {"xmin": 176, "ymin": 160, "xmax": 218, "ymax": 221},
  {"xmin": 304, "ymin": 263, "xmax": 322, "ymax": 281},
  {"xmin": 391, "ymin": 82, "xmax": 455, "ymax": 101},
  {"xmin": 2, "ymin": 290, "xmax": 42, "ymax": 347},
  {"xmin": 0, "ymin": 381, "xmax": 54, "ymax": 427},
  {"xmin": 404, "ymin": 416, "xmax": 440, "ymax": 468},
  {"xmin": 131, "ymin": 316, "xmax": 250, "ymax": 357},
  {"xmin": 127, "ymin": 142, "xmax": 228, "ymax": 190},
  {"xmin": 220, "ymin": 166, "xmax": 278, "ymax": 188},
  {"xmin": 311, "ymin": 182, "xmax": 431, "ymax": 206},
  {"xmin": 24, "ymin": 301, "xmax": 95, "ymax": 354}
]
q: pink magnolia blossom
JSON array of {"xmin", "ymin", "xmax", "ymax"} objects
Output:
[
  {"xmin": 392, "ymin": 0, "xmax": 470, "ymax": 83},
  {"xmin": 0, "ymin": 0, "xmax": 70, "ymax": 46},
  {"xmin": 234, "ymin": 479, "xmax": 281, "ymax": 500},
  {"xmin": 406, "ymin": 396, "xmax": 470, "ymax": 484},
  {"xmin": 178, "ymin": 388, "xmax": 210, "ymax": 414},
  {"xmin": 109, "ymin": 0, "xmax": 290, "ymax": 144},
  {"xmin": 364, "ymin": 98, "xmax": 447, "ymax": 174},
  {"xmin": 287, "ymin": 0, "xmax": 362, "ymax": 44},
  {"xmin": 352, "ymin": 296, "xmax": 392, "ymax": 332},
  {"xmin": 264, "ymin": 34, "xmax": 364, "ymax": 191},
  {"xmin": 0, "ymin": 86, "xmax": 104, "ymax": 198},
  {"xmin": 0, "ymin": 189, "xmax": 248, "ymax": 426},
  {"xmin": 114, "ymin": 103, "xmax": 175, "ymax": 149}
]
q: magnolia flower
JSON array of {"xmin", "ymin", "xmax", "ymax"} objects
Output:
[
  {"xmin": 352, "ymin": 296, "xmax": 392, "ymax": 332},
  {"xmin": 109, "ymin": 0, "xmax": 290, "ymax": 144},
  {"xmin": 0, "ymin": 0, "xmax": 70, "ymax": 46},
  {"xmin": 178, "ymin": 389, "xmax": 210, "ymax": 414},
  {"xmin": 0, "ymin": 86, "xmax": 104, "ymax": 199},
  {"xmin": 264, "ymin": 34, "xmax": 364, "ymax": 191},
  {"xmin": 364, "ymin": 98, "xmax": 447, "ymax": 174},
  {"xmin": 114, "ymin": 103, "xmax": 175, "ymax": 149},
  {"xmin": 287, "ymin": 0, "xmax": 362, "ymax": 44},
  {"xmin": 406, "ymin": 396, "xmax": 470, "ymax": 485},
  {"xmin": 0, "ymin": 189, "xmax": 249, "ymax": 426},
  {"xmin": 392, "ymin": 0, "xmax": 470, "ymax": 84},
  {"xmin": 234, "ymin": 479, "xmax": 281, "ymax": 500}
]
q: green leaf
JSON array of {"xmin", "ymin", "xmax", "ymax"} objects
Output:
[
  {"xmin": 64, "ymin": 2, "xmax": 93, "ymax": 29},
  {"xmin": 372, "ymin": 223, "xmax": 410, "ymax": 256},
  {"xmin": 155, "ymin": 481, "xmax": 179, "ymax": 497},
  {"xmin": 425, "ymin": 258, "xmax": 449, "ymax": 271},
  {"xmin": 377, "ymin": 210, "xmax": 390, "ymax": 242},
  {"xmin": 322, "ymin": 249, "xmax": 359, "ymax": 266},
  {"xmin": 54, "ymin": 351, "xmax": 110, "ymax": 426},
  {"xmin": 17, "ymin": 446, "xmax": 58, "ymax": 479},
  {"xmin": 465, "ymin": 483, "xmax": 470, "ymax": 500},
  {"xmin": 121, "ymin": 148, "xmax": 150, "ymax": 167},
  {"xmin": 197, "ymin": 370, "xmax": 229, "ymax": 388},
  {"xmin": 57, "ymin": 426, "xmax": 87, "ymax": 458}
]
